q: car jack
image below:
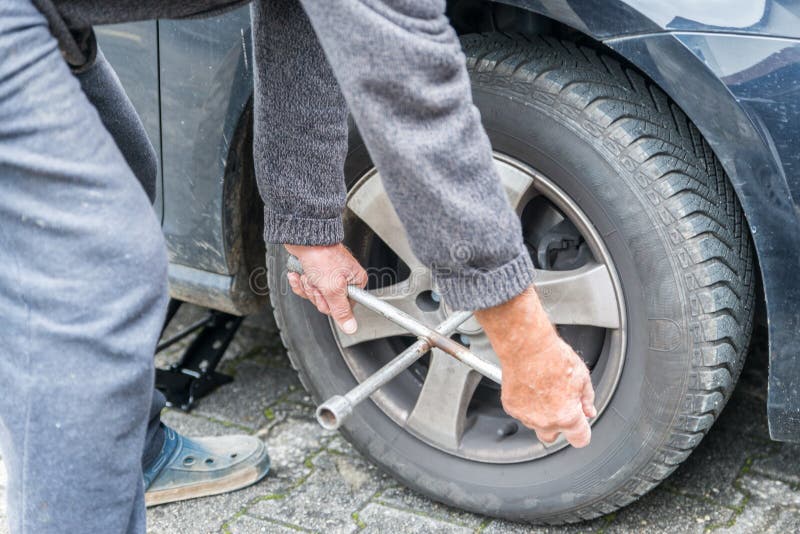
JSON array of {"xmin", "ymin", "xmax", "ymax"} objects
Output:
[{"xmin": 155, "ymin": 299, "xmax": 243, "ymax": 411}]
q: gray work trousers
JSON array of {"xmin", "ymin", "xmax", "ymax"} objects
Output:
[
  {"xmin": 0, "ymin": 2, "xmax": 168, "ymax": 533},
  {"xmin": 3, "ymin": 0, "xmax": 531, "ymax": 532}
]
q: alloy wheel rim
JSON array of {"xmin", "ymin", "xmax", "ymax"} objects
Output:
[{"xmin": 332, "ymin": 152, "xmax": 627, "ymax": 463}]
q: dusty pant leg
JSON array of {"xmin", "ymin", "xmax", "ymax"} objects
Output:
[
  {"xmin": 75, "ymin": 46, "xmax": 166, "ymax": 466},
  {"xmin": 77, "ymin": 46, "xmax": 167, "ymax": 470},
  {"xmin": 0, "ymin": 2, "xmax": 168, "ymax": 533},
  {"xmin": 295, "ymin": 0, "xmax": 534, "ymax": 311}
]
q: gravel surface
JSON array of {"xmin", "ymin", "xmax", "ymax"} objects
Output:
[{"xmin": 1, "ymin": 305, "xmax": 797, "ymax": 533}]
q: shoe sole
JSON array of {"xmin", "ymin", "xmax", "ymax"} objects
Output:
[{"xmin": 145, "ymin": 446, "xmax": 270, "ymax": 507}]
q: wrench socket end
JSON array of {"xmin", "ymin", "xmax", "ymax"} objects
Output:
[{"xmin": 316, "ymin": 395, "xmax": 352, "ymax": 430}]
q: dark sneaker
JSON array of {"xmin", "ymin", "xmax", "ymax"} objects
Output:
[{"xmin": 144, "ymin": 426, "xmax": 270, "ymax": 507}]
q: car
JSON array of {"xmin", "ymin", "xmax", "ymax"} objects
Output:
[{"xmin": 97, "ymin": 0, "xmax": 800, "ymax": 524}]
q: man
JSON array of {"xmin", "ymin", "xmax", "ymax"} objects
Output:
[{"xmin": 0, "ymin": 1, "xmax": 595, "ymax": 532}]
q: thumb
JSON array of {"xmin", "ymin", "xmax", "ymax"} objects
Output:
[
  {"xmin": 581, "ymin": 376, "xmax": 597, "ymax": 418},
  {"xmin": 563, "ymin": 416, "xmax": 592, "ymax": 448},
  {"xmin": 326, "ymin": 289, "xmax": 357, "ymax": 335}
]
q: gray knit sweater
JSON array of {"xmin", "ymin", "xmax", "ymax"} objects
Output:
[{"xmin": 46, "ymin": 0, "xmax": 535, "ymax": 311}]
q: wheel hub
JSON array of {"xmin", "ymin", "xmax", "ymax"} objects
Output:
[{"xmin": 440, "ymin": 303, "xmax": 483, "ymax": 336}]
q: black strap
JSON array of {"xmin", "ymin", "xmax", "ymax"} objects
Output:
[{"xmin": 31, "ymin": 0, "xmax": 97, "ymax": 72}]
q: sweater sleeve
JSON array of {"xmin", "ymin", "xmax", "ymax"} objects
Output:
[
  {"xmin": 250, "ymin": 0, "xmax": 349, "ymax": 246},
  {"xmin": 295, "ymin": 0, "xmax": 535, "ymax": 310}
]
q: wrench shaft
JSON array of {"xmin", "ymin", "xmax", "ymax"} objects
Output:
[
  {"xmin": 287, "ymin": 255, "xmax": 503, "ymax": 430},
  {"xmin": 346, "ymin": 286, "xmax": 502, "ymax": 383},
  {"xmin": 315, "ymin": 311, "xmax": 474, "ymax": 430},
  {"xmin": 287, "ymin": 255, "xmax": 501, "ymax": 383}
]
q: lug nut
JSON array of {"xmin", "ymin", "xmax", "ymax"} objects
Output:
[{"xmin": 496, "ymin": 421, "xmax": 519, "ymax": 438}]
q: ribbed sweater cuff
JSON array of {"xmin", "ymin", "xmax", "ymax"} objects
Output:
[
  {"xmin": 435, "ymin": 250, "xmax": 536, "ymax": 311},
  {"xmin": 263, "ymin": 209, "xmax": 344, "ymax": 246}
]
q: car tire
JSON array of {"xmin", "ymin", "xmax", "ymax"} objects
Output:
[{"xmin": 267, "ymin": 33, "xmax": 755, "ymax": 523}]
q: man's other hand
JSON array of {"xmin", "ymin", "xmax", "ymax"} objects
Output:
[
  {"xmin": 475, "ymin": 287, "xmax": 597, "ymax": 448},
  {"xmin": 284, "ymin": 243, "xmax": 368, "ymax": 334}
]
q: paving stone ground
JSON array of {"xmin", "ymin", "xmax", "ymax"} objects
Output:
[{"xmin": 1, "ymin": 305, "xmax": 798, "ymax": 533}]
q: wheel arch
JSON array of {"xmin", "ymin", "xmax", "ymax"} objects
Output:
[
  {"xmin": 593, "ymin": 34, "xmax": 800, "ymax": 442},
  {"xmin": 220, "ymin": 98, "xmax": 267, "ymax": 314}
]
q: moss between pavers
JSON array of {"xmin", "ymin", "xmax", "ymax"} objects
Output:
[
  {"xmin": 217, "ymin": 432, "xmax": 336, "ymax": 532},
  {"xmin": 351, "ymin": 511, "xmax": 367, "ymax": 529},
  {"xmin": 474, "ymin": 517, "xmax": 492, "ymax": 533}
]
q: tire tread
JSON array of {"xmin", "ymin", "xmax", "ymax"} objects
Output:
[{"xmin": 463, "ymin": 33, "xmax": 754, "ymax": 524}]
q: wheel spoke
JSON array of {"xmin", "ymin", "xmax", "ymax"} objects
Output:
[
  {"xmin": 497, "ymin": 161, "xmax": 535, "ymax": 211},
  {"xmin": 347, "ymin": 173, "xmax": 424, "ymax": 271},
  {"xmin": 405, "ymin": 349, "xmax": 482, "ymax": 450},
  {"xmin": 336, "ymin": 273, "xmax": 437, "ymax": 348},
  {"xmin": 534, "ymin": 262, "xmax": 620, "ymax": 329}
]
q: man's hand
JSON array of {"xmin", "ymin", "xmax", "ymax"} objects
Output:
[
  {"xmin": 284, "ymin": 244, "xmax": 368, "ymax": 334},
  {"xmin": 475, "ymin": 287, "xmax": 597, "ymax": 448}
]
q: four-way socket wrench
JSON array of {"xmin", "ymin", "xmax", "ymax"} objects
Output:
[{"xmin": 287, "ymin": 255, "xmax": 502, "ymax": 430}]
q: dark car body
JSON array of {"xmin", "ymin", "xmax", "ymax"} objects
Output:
[{"xmin": 98, "ymin": 0, "xmax": 800, "ymax": 441}]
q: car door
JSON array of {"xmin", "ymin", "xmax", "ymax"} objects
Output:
[{"xmin": 158, "ymin": 8, "xmax": 253, "ymax": 274}]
